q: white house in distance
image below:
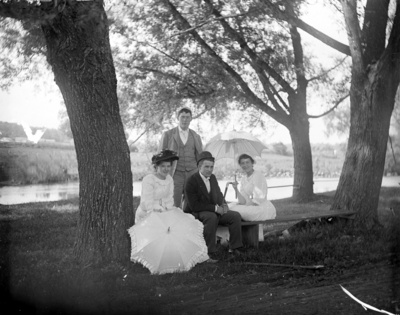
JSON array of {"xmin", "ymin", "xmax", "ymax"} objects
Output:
[{"xmin": 0, "ymin": 137, "xmax": 12, "ymax": 143}]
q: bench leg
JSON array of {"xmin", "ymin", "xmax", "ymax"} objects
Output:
[{"xmin": 241, "ymin": 224, "xmax": 259, "ymax": 248}]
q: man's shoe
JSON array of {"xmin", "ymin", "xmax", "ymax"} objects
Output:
[
  {"xmin": 228, "ymin": 247, "xmax": 246, "ymax": 256},
  {"xmin": 204, "ymin": 254, "xmax": 218, "ymax": 263}
]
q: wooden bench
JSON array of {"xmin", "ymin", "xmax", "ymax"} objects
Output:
[{"xmin": 220, "ymin": 210, "xmax": 356, "ymax": 249}]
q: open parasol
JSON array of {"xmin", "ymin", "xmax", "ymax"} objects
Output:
[
  {"xmin": 204, "ymin": 130, "xmax": 268, "ymax": 197},
  {"xmin": 204, "ymin": 130, "xmax": 267, "ymax": 161},
  {"xmin": 128, "ymin": 209, "xmax": 209, "ymax": 275}
]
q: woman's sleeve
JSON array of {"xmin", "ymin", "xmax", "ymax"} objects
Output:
[
  {"xmin": 164, "ymin": 176, "xmax": 174, "ymax": 209},
  {"xmin": 252, "ymin": 172, "xmax": 268, "ymax": 205},
  {"xmin": 140, "ymin": 175, "xmax": 155, "ymax": 213}
]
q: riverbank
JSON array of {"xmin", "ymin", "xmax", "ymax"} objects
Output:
[
  {"xmin": 1, "ymin": 176, "xmax": 399, "ymax": 205},
  {"xmin": 0, "ymin": 144, "xmax": 346, "ymax": 186},
  {"xmin": 1, "ymin": 187, "xmax": 399, "ymax": 314}
]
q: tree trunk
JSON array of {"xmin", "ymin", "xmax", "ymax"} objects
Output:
[
  {"xmin": 42, "ymin": 2, "xmax": 134, "ymax": 263},
  {"xmin": 289, "ymin": 116, "xmax": 314, "ymax": 201},
  {"xmin": 331, "ymin": 68, "xmax": 396, "ymax": 228}
]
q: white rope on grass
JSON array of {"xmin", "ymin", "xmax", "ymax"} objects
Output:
[{"xmin": 340, "ymin": 285, "xmax": 397, "ymax": 315}]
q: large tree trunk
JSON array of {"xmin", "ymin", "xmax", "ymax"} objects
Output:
[
  {"xmin": 42, "ymin": 2, "xmax": 134, "ymax": 263},
  {"xmin": 289, "ymin": 111, "xmax": 314, "ymax": 201},
  {"xmin": 331, "ymin": 0, "xmax": 400, "ymax": 228},
  {"xmin": 331, "ymin": 67, "xmax": 396, "ymax": 227}
]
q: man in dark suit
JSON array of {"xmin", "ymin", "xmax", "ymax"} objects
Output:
[
  {"xmin": 159, "ymin": 107, "xmax": 203, "ymax": 208},
  {"xmin": 184, "ymin": 151, "xmax": 243, "ymax": 258}
]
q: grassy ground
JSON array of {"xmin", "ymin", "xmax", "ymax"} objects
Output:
[{"xmin": 1, "ymin": 188, "xmax": 399, "ymax": 314}]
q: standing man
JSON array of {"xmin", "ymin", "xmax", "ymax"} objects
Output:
[
  {"xmin": 184, "ymin": 151, "xmax": 243, "ymax": 258},
  {"xmin": 159, "ymin": 107, "xmax": 203, "ymax": 208}
]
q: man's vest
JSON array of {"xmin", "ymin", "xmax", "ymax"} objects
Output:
[{"xmin": 176, "ymin": 132, "xmax": 197, "ymax": 172}]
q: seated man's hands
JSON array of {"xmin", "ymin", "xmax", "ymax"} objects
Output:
[
  {"xmin": 216, "ymin": 205, "xmax": 225, "ymax": 215},
  {"xmin": 222, "ymin": 204, "xmax": 229, "ymax": 214},
  {"xmin": 216, "ymin": 204, "xmax": 229, "ymax": 215}
]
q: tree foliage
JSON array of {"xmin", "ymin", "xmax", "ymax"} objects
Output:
[
  {"xmin": 110, "ymin": 0, "xmax": 351, "ymax": 200},
  {"xmin": 110, "ymin": 0, "xmax": 348, "ymax": 129}
]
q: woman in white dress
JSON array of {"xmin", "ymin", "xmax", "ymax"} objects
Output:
[
  {"xmin": 134, "ymin": 150, "xmax": 178, "ymax": 222},
  {"xmin": 229, "ymin": 154, "xmax": 276, "ymax": 221},
  {"xmin": 130, "ymin": 150, "xmax": 209, "ymax": 274}
]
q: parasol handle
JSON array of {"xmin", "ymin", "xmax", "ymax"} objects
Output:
[
  {"xmin": 234, "ymin": 173, "xmax": 237, "ymax": 199},
  {"xmin": 223, "ymin": 186, "xmax": 228, "ymax": 200}
]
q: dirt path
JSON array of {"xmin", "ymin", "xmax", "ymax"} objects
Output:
[{"xmin": 161, "ymin": 262, "xmax": 398, "ymax": 315}]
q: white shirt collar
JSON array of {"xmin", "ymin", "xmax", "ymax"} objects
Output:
[
  {"xmin": 179, "ymin": 127, "xmax": 189, "ymax": 134},
  {"xmin": 199, "ymin": 172, "xmax": 210, "ymax": 180}
]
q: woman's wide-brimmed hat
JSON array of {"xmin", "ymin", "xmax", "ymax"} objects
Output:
[
  {"xmin": 196, "ymin": 151, "xmax": 215, "ymax": 165},
  {"xmin": 152, "ymin": 149, "xmax": 179, "ymax": 165}
]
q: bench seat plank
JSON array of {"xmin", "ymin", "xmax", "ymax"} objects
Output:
[
  {"xmin": 239, "ymin": 210, "xmax": 356, "ymax": 248},
  {"xmin": 241, "ymin": 210, "xmax": 356, "ymax": 226}
]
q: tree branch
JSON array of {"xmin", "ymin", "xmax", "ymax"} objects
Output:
[
  {"xmin": 240, "ymin": 54, "xmax": 290, "ymax": 114},
  {"xmin": 168, "ymin": 12, "xmax": 248, "ymax": 38},
  {"xmin": 255, "ymin": 70, "xmax": 288, "ymax": 115},
  {"xmin": 203, "ymin": 0, "xmax": 295, "ymax": 96},
  {"xmin": 340, "ymin": 0, "xmax": 365, "ymax": 73},
  {"xmin": 285, "ymin": 1, "xmax": 307, "ymax": 92},
  {"xmin": 130, "ymin": 126, "xmax": 153, "ymax": 144},
  {"xmin": 362, "ymin": 0, "xmax": 390, "ymax": 65},
  {"xmin": 388, "ymin": 135, "xmax": 397, "ymax": 165},
  {"xmin": 308, "ymin": 93, "xmax": 349, "ymax": 119},
  {"xmin": 139, "ymin": 41, "xmax": 213, "ymax": 86},
  {"xmin": 134, "ymin": 66, "xmax": 182, "ymax": 81},
  {"xmin": 261, "ymin": 0, "xmax": 351, "ymax": 56},
  {"xmin": 161, "ymin": 0, "xmax": 291, "ymax": 126},
  {"xmin": 133, "ymin": 66, "xmax": 215, "ymax": 98},
  {"xmin": 191, "ymin": 103, "xmax": 218, "ymax": 120},
  {"xmin": 381, "ymin": 0, "xmax": 400, "ymax": 87},
  {"xmin": 308, "ymin": 56, "xmax": 349, "ymax": 83},
  {"xmin": 267, "ymin": 78, "xmax": 290, "ymax": 112},
  {"xmin": 292, "ymin": 17, "xmax": 350, "ymax": 56}
]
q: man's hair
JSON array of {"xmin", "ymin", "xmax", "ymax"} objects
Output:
[
  {"xmin": 198, "ymin": 158, "xmax": 214, "ymax": 168},
  {"xmin": 177, "ymin": 107, "xmax": 192, "ymax": 118},
  {"xmin": 238, "ymin": 153, "xmax": 255, "ymax": 164}
]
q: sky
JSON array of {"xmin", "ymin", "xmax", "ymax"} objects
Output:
[
  {"xmin": 0, "ymin": 81, "xmax": 63, "ymax": 129},
  {"xmin": 0, "ymin": 2, "xmax": 348, "ymax": 144}
]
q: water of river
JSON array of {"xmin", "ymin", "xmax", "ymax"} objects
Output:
[{"xmin": 0, "ymin": 176, "xmax": 399, "ymax": 205}]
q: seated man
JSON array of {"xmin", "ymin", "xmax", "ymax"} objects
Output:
[{"xmin": 184, "ymin": 151, "xmax": 243, "ymax": 258}]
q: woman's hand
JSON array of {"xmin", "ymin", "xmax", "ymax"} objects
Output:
[
  {"xmin": 154, "ymin": 206, "xmax": 166, "ymax": 213},
  {"xmin": 231, "ymin": 181, "xmax": 239, "ymax": 191},
  {"xmin": 247, "ymin": 201, "xmax": 258, "ymax": 206}
]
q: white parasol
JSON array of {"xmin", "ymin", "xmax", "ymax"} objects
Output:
[
  {"xmin": 204, "ymin": 130, "xmax": 267, "ymax": 161},
  {"xmin": 128, "ymin": 209, "xmax": 209, "ymax": 275},
  {"xmin": 204, "ymin": 130, "xmax": 268, "ymax": 197}
]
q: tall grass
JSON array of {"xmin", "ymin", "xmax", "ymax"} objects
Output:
[
  {"xmin": 1, "ymin": 146, "xmax": 78, "ymax": 185},
  {"xmin": 0, "ymin": 146, "xmax": 154, "ymax": 185}
]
